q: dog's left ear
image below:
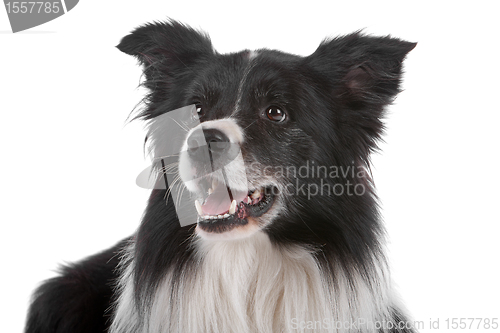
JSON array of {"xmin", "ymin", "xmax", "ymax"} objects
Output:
[
  {"xmin": 306, "ymin": 33, "xmax": 415, "ymax": 153},
  {"xmin": 307, "ymin": 32, "xmax": 416, "ymax": 108}
]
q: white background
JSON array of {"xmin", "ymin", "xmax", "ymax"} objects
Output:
[{"xmin": 1, "ymin": 1, "xmax": 499, "ymax": 332}]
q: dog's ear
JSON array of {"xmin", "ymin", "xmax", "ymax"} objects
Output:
[
  {"xmin": 307, "ymin": 32, "xmax": 416, "ymax": 108},
  {"xmin": 117, "ymin": 20, "xmax": 213, "ymax": 68},
  {"xmin": 306, "ymin": 33, "xmax": 415, "ymax": 154},
  {"xmin": 117, "ymin": 20, "xmax": 214, "ymax": 119}
]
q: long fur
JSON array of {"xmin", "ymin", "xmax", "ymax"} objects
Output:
[
  {"xmin": 112, "ymin": 232, "xmax": 402, "ymax": 333},
  {"xmin": 25, "ymin": 20, "xmax": 416, "ymax": 333}
]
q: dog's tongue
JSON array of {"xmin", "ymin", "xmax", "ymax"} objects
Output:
[{"xmin": 201, "ymin": 182, "xmax": 246, "ymax": 215}]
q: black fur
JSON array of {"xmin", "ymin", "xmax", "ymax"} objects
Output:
[
  {"xmin": 25, "ymin": 20, "xmax": 416, "ymax": 332},
  {"xmin": 25, "ymin": 239, "xmax": 127, "ymax": 332}
]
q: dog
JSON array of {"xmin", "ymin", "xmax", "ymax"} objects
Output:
[{"xmin": 25, "ymin": 20, "xmax": 416, "ymax": 333}]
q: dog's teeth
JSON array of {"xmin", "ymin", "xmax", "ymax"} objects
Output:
[
  {"xmin": 229, "ymin": 200, "xmax": 237, "ymax": 214},
  {"xmin": 247, "ymin": 196, "xmax": 251, "ymax": 204},
  {"xmin": 217, "ymin": 214, "xmax": 223, "ymax": 219},
  {"xmin": 208, "ymin": 188, "xmax": 213, "ymax": 195},
  {"xmin": 203, "ymin": 215, "xmax": 210, "ymax": 220},
  {"xmin": 223, "ymin": 213, "xmax": 229, "ymax": 218},
  {"xmin": 251, "ymin": 189, "xmax": 261, "ymax": 199},
  {"xmin": 195, "ymin": 200, "xmax": 203, "ymax": 216}
]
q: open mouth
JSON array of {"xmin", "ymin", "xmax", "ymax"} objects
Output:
[{"xmin": 194, "ymin": 178, "xmax": 276, "ymax": 233}]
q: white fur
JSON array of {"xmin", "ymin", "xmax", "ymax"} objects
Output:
[
  {"xmin": 110, "ymin": 232, "xmax": 404, "ymax": 333},
  {"xmin": 248, "ymin": 50, "xmax": 259, "ymax": 60},
  {"xmin": 233, "ymin": 50, "xmax": 259, "ymax": 115}
]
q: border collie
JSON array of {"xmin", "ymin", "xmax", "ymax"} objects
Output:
[{"xmin": 25, "ymin": 20, "xmax": 416, "ymax": 333}]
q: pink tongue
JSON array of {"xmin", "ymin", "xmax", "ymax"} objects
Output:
[{"xmin": 201, "ymin": 182, "xmax": 247, "ymax": 216}]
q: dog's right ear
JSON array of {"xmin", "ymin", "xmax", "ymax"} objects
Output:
[
  {"xmin": 117, "ymin": 20, "xmax": 214, "ymax": 75},
  {"xmin": 117, "ymin": 20, "xmax": 214, "ymax": 119}
]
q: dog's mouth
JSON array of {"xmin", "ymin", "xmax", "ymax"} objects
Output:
[{"xmin": 194, "ymin": 177, "xmax": 276, "ymax": 233}]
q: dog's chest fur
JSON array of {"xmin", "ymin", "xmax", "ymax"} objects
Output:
[{"xmin": 111, "ymin": 232, "xmax": 393, "ymax": 333}]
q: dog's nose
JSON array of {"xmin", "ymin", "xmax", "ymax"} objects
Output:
[
  {"xmin": 204, "ymin": 129, "xmax": 230, "ymax": 156},
  {"xmin": 187, "ymin": 128, "xmax": 230, "ymax": 161}
]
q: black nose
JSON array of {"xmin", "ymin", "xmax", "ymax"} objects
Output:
[
  {"xmin": 204, "ymin": 129, "xmax": 230, "ymax": 155},
  {"xmin": 187, "ymin": 128, "xmax": 230, "ymax": 161}
]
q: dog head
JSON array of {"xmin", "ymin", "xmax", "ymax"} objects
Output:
[{"xmin": 118, "ymin": 20, "xmax": 415, "ymax": 241}]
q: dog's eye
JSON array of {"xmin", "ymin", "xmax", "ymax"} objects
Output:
[
  {"xmin": 266, "ymin": 106, "xmax": 286, "ymax": 122},
  {"xmin": 195, "ymin": 104, "xmax": 204, "ymax": 117}
]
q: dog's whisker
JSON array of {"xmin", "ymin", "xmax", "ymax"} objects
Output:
[
  {"xmin": 167, "ymin": 116, "xmax": 191, "ymax": 133},
  {"xmin": 165, "ymin": 174, "xmax": 182, "ymax": 201}
]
